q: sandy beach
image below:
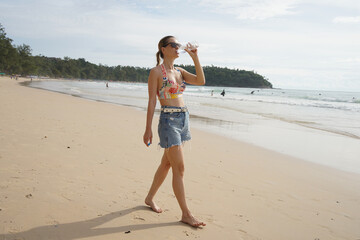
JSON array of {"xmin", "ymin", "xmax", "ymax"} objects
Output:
[{"xmin": 1, "ymin": 76, "xmax": 360, "ymax": 240}]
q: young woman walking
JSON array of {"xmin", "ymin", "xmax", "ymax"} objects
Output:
[{"xmin": 143, "ymin": 36, "xmax": 206, "ymax": 227}]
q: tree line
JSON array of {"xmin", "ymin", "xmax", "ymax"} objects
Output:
[{"xmin": 0, "ymin": 23, "xmax": 272, "ymax": 88}]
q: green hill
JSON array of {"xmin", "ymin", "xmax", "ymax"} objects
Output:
[{"xmin": 1, "ymin": 23, "xmax": 272, "ymax": 88}]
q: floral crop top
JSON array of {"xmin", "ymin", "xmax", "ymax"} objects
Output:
[{"xmin": 157, "ymin": 64, "xmax": 186, "ymax": 99}]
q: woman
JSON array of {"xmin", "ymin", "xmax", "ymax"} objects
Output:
[{"xmin": 143, "ymin": 36, "xmax": 206, "ymax": 227}]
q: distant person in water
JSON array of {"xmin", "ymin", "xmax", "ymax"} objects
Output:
[
  {"xmin": 211, "ymin": 90, "xmax": 214, "ymax": 96},
  {"xmin": 106, "ymin": 82, "xmax": 109, "ymax": 88},
  {"xmin": 221, "ymin": 89, "xmax": 225, "ymax": 97},
  {"xmin": 143, "ymin": 35, "xmax": 206, "ymax": 227}
]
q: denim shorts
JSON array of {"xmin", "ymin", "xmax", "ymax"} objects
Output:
[{"xmin": 158, "ymin": 106, "xmax": 191, "ymax": 148}]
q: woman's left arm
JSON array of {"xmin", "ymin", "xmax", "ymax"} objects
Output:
[{"xmin": 179, "ymin": 49, "xmax": 205, "ymax": 86}]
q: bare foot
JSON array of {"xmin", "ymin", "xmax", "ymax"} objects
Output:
[
  {"xmin": 145, "ymin": 198, "xmax": 162, "ymax": 213},
  {"xmin": 181, "ymin": 214, "xmax": 206, "ymax": 228}
]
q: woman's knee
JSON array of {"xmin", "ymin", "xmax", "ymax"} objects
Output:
[
  {"xmin": 161, "ymin": 154, "xmax": 171, "ymax": 170},
  {"xmin": 172, "ymin": 162, "xmax": 185, "ymax": 176},
  {"xmin": 163, "ymin": 160, "xmax": 171, "ymax": 170}
]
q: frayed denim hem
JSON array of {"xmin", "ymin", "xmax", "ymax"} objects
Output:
[{"xmin": 157, "ymin": 138, "xmax": 191, "ymax": 150}]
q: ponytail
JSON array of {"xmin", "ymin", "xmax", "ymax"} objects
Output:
[{"xmin": 156, "ymin": 51, "xmax": 161, "ymax": 66}]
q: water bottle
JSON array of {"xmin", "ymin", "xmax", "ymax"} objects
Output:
[{"xmin": 178, "ymin": 41, "xmax": 199, "ymax": 54}]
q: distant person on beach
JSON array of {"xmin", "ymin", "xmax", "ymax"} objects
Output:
[
  {"xmin": 143, "ymin": 36, "xmax": 206, "ymax": 227},
  {"xmin": 211, "ymin": 90, "xmax": 214, "ymax": 96},
  {"xmin": 221, "ymin": 89, "xmax": 225, "ymax": 97},
  {"xmin": 106, "ymin": 82, "xmax": 108, "ymax": 88}
]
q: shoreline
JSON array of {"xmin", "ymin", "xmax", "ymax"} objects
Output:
[
  {"xmin": 18, "ymin": 79, "xmax": 360, "ymax": 177},
  {"xmin": 1, "ymin": 76, "xmax": 360, "ymax": 240},
  {"xmin": 24, "ymin": 78, "xmax": 360, "ymax": 175}
]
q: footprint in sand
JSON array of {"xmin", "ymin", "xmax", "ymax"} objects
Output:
[{"xmin": 183, "ymin": 230, "xmax": 198, "ymax": 238}]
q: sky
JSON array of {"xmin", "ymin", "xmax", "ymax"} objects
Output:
[{"xmin": 1, "ymin": 0, "xmax": 360, "ymax": 91}]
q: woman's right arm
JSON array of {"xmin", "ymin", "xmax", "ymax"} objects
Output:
[{"xmin": 143, "ymin": 68, "xmax": 158, "ymax": 147}]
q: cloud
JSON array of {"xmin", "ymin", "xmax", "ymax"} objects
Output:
[
  {"xmin": 198, "ymin": 0, "xmax": 299, "ymax": 20},
  {"xmin": 333, "ymin": 16, "xmax": 360, "ymax": 23},
  {"xmin": 304, "ymin": 0, "xmax": 360, "ymax": 10}
]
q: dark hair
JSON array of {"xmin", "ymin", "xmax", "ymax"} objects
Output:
[{"xmin": 156, "ymin": 35, "xmax": 175, "ymax": 66}]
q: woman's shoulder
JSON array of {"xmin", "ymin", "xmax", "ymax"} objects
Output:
[
  {"xmin": 148, "ymin": 65, "xmax": 163, "ymax": 82},
  {"xmin": 150, "ymin": 65, "xmax": 162, "ymax": 75}
]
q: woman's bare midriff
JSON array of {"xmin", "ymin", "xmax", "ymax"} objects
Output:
[{"xmin": 160, "ymin": 97, "xmax": 185, "ymax": 107}]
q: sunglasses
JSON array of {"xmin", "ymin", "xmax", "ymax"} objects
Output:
[{"xmin": 164, "ymin": 42, "xmax": 181, "ymax": 48}]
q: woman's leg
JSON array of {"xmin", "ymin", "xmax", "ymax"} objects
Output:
[
  {"xmin": 166, "ymin": 145, "xmax": 206, "ymax": 227},
  {"xmin": 145, "ymin": 152, "xmax": 171, "ymax": 213}
]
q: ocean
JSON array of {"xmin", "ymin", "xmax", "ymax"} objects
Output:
[{"xmin": 27, "ymin": 80, "xmax": 360, "ymax": 174}]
